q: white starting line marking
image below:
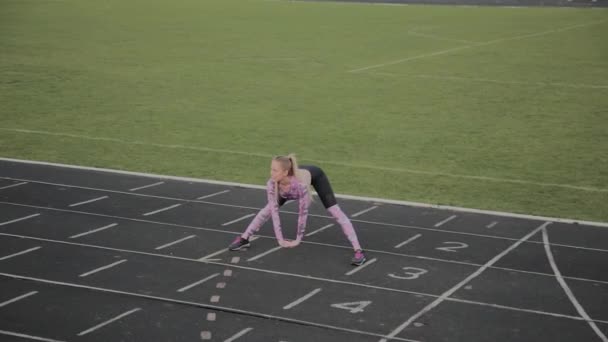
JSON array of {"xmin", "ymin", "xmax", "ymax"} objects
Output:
[
  {"xmin": 69, "ymin": 223, "xmax": 118, "ymax": 239},
  {"xmin": 129, "ymin": 181, "xmax": 164, "ymax": 192},
  {"xmin": 434, "ymin": 215, "xmax": 457, "ymax": 227},
  {"xmin": 345, "ymin": 258, "xmax": 378, "ymax": 276},
  {"xmin": 0, "ymin": 291, "xmax": 38, "ymax": 308},
  {"xmin": 77, "ymin": 308, "xmax": 141, "ymax": 336},
  {"xmin": 486, "ymin": 221, "xmax": 499, "ymax": 229},
  {"xmin": 394, "ymin": 234, "xmax": 422, "ymax": 249},
  {"xmin": 247, "ymin": 246, "xmax": 282, "ymax": 262},
  {"xmin": 0, "ymin": 330, "xmax": 66, "ymax": 342},
  {"xmin": 155, "ymin": 235, "xmax": 196, "ymax": 250},
  {"xmin": 0, "ymin": 182, "xmax": 28, "ymax": 190},
  {"xmin": 351, "ymin": 206, "xmax": 378, "ymax": 218},
  {"xmin": 142, "ymin": 203, "xmax": 182, "ymax": 216},
  {"xmin": 283, "ymin": 288, "xmax": 322, "ymax": 310},
  {"xmin": 222, "ymin": 213, "xmax": 255, "ymax": 226},
  {"xmin": 68, "ymin": 196, "xmax": 108, "ymax": 208},
  {"xmin": 197, "ymin": 189, "xmax": 230, "ymax": 200},
  {"xmin": 0, "ymin": 213, "xmax": 40, "ymax": 226},
  {"xmin": 224, "ymin": 327, "xmax": 254, "ymax": 342},
  {"xmin": 305, "ymin": 223, "xmax": 335, "ymax": 237},
  {"xmin": 177, "ymin": 273, "xmax": 221, "ymax": 293},
  {"xmin": 79, "ymin": 259, "xmax": 127, "ymax": 278},
  {"xmin": 0, "ymin": 247, "xmax": 41, "ymax": 261}
]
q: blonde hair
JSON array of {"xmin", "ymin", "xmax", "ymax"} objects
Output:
[{"xmin": 273, "ymin": 153, "xmax": 313, "ymax": 202}]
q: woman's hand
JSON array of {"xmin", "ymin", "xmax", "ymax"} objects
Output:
[{"xmin": 278, "ymin": 240, "xmax": 300, "ymax": 248}]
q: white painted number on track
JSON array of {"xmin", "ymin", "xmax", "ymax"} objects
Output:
[
  {"xmin": 388, "ymin": 267, "xmax": 428, "ymax": 280},
  {"xmin": 436, "ymin": 242, "xmax": 469, "ymax": 252},
  {"xmin": 330, "ymin": 301, "xmax": 372, "ymax": 314}
]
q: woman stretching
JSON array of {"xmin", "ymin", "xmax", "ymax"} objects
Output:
[{"xmin": 228, "ymin": 154, "xmax": 367, "ymax": 266}]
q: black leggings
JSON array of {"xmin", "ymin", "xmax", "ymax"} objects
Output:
[{"xmin": 278, "ymin": 165, "xmax": 337, "ymax": 209}]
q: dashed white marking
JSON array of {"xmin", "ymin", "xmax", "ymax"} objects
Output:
[
  {"xmin": 222, "ymin": 213, "xmax": 255, "ymax": 226},
  {"xmin": 0, "ymin": 182, "xmax": 28, "ymax": 190},
  {"xmin": 224, "ymin": 327, "xmax": 253, "ymax": 342},
  {"xmin": 0, "ymin": 291, "xmax": 38, "ymax": 308},
  {"xmin": 486, "ymin": 221, "xmax": 499, "ymax": 229},
  {"xmin": 542, "ymin": 227, "xmax": 608, "ymax": 342},
  {"xmin": 223, "ymin": 270, "xmax": 233, "ymax": 277},
  {"xmin": 77, "ymin": 308, "xmax": 141, "ymax": 336},
  {"xmin": 142, "ymin": 203, "xmax": 182, "ymax": 216},
  {"xmin": 379, "ymin": 221, "xmax": 550, "ymax": 342},
  {"xmin": 283, "ymin": 288, "xmax": 322, "ymax": 310},
  {"xmin": 69, "ymin": 223, "xmax": 118, "ymax": 239},
  {"xmin": 247, "ymin": 246, "xmax": 282, "ymax": 262},
  {"xmin": 68, "ymin": 196, "xmax": 108, "ymax": 207},
  {"xmin": 210, "ymin": 295, "xmax": 220, "ymax": 303},
  {"xmin": 129, "ymin": 181, "xmax": 164, "ymax": 192},
  {"xmin": 0, "ymin": 213, "xmax": 40, "ymax": 226},
  {"xmin": 351, "ymin": 206, "xmax": 378, "ymax": 218},
  {"xmin": 155, "ymin": 235, "xmax": 196, "ymax": 250},
  {"xmin": 206, "ymin": 313, "xmax": 216, "ymax": 321},
  {"xmin": 230, "ymin": 257, "xmax": 240, "ymax": 264},
  {"xmin": 197, "ymin": 189, "xmax": 230, "ymax": 200},
  {"xmin": 216, "ymin": 282, "xmax": 226, "ymax": 289},
  {"xmin": 0, "ymin": 246, "xmax": 41, "ymax": 261},
  {"xmin": 177, "ymin": 273, "xmax": 221, "ymax": 293},
  {"xmin": 434, "ymin": 215, "xmax": 457, "ymax": 227},
  {"xmin": 79, "ymin": 259, "xmax": 127, "ymax": 278},
  {"xmin": 305, "ymin": 223, "xmax": 335, "ymax": 237},
  {"xmin": 394, "ymin": 234, "xmax": 422, "ymax": 248},
  {"xmin": 200, "ymin": 331, "xmax": 212, "ymax": 340},
  {"xmin": 0, "ymin": 330, "xmax": 66, "ymax": 342},
  {"xmin": 345, "ymin": 258, "xmax": 378, "ymax": 276}
]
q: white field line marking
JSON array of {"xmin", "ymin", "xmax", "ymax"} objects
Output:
[
  {"xmin": 366, "ymin": 72, "xmax": 608, "ymax": 90},
  {"xmin": 0, "ymin": 330, "xmax": 66, "ymax": 342},
  {"xmin": 434, "ymin": 215, "xmax": 457, "ymax": 227},
  {"xmin": 351, "ymin": 206, "xmax": 378, "ymax": 218},
  {"xmin": 69, "ymin": 223, "xmax": 118, "ymax": 239},
  {"xmin": 486, "ymin": 221, "xmax": 499, "ymax": 229},
  {"xmin": 68, "ymin": 196, "xmax": 108, "ymax": 207},
  {"xmin": 79, "ymin": 259, "xmax": 127, "ymax": 278},
  {"xmin": 142, "ymin": 203, "xmax": 182, "ymax": 216},
  {"xmin": 129, "ymin": 181, "xmax": 164, "ymax": 192},
  {"xmin": 345, "ymin": 258, "xmax": 378, "ymax": 276},
  {"xmin": 197, "ymin": 190, "xmax": 230, "ymax": 200},
  {"xmin": 394, "ymin": 234, "xmax": 422, "ymax": 248},
  {"xmin": 542, "ymin": 227, "xmax": 608, "ymax": 342},
  {"xmin": 407, "ymin": 30, "xmax": 477, "ymax": 44},
  {"xmin": 222, "ymin": 213, "xmax": 255, "ymax": 226},
  {"xmin": 283, "ymin": 288, "xmax": 322, "ymax": 310},
  {"xmin": 379, "ymin": 221, "xmax": 550, "ymax": 342},
  {"xmin": 0, "ymin": 272, "xmax": 421, "ymax": 342},
  {"xmin": 1, "ymin": 238, "xmax": 606, "ymax": 325},
  {"xmin": 0, "ymin": 246, "xmax": 41, "ymax": 261},
  {"xmin": 0, "ymin": 213, "xmax": 40, "ymax": 226},
  {"xmin": 155, "ymin": 235, "xmax": 196, "ymax": 250},
  {"xmin": 349, "ymin": 20, "xmax": 608, "ymax": 73},
  {"xmin": 0, "ymin": 291, "xmax": 38, "ymax": 308},
  {"xmin": 247, "ymin": 246, "xmax": 282, "ymax": 262},
  {"xmin": 3, "ymin": 136, "xmax": 607, "ymax": 194},
  {"xmin": 224, "ymin": 328, "xmax": 253, "ymax": 342},
  {"xmin": 177, "ymin": 273, "xmax": 221, "ymax": 293},
  {"xmin": 77, "ymin": 308, "xmax": 141, "ymax": 336},
  {"xmin": 306, "ymin": 223, "xmax": 335, "ymax": 237},
  {"xmin": 0, "ymin": 182, "xmax": 28, "ymax": 190}
]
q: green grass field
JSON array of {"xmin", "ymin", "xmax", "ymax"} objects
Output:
[{"xmin": 1, "ymin": 0, "xmax": 607, "ymax": 221}]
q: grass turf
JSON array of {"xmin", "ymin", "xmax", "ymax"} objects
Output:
[{"xmin": 1, "ymin": 0, "xmax": 607, "ymax": 221}]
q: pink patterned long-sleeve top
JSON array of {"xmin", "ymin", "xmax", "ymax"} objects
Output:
[{"xmin": 266, "ymin": 177, "xmax": 311, "ymax": 241}]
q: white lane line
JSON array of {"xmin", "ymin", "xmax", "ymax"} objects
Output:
[
  {"xmin": 155, "ymin": 235, "xmax": 196, "ymax": 250},
  {"xmin": 0, "ymin": 330, "xmax": 66, "ymax": 342},
  {"xmin": 198, "ymin": 236, "xmax": 260, "ymax": 261},
  {"xmin": 0, "ymin": 182, "xmax": 28, "ymax": 190},
  {"xmin": 351, "ymin": 206, "xmax": 378, "ymax": 218},
  {"xmin": 222, "ymin": 213, "xmax": 255, "ymax": 226},
  {"xmin": 345, "ymin": 258, "xmax": 378, "ymax": 276},
  {"xmin": 142, "ymin": 203, "xmax": 182, "ymax": 216},
  {"xmin": 129, "ymin": 181, "xmax": 164, "ymax": 192},
  {"xmin": 349, "ymin": 20, "xmax": 608, "ymax": 73},
  {"xmin": 224, "ymin": 328, "xmax": 253, "ymax": 342},
  {"xmin": 434, "ymin": 215, "xmax": 457, "ymax": 227},
  {"xmin": 283, "ymin": 288, "xmax": 322, "ymax": 310},
  {"xmin": 210, "ymin": 295, "xmax": 220, "ymax": 303},
  {"xmin": 0, "ymin": 291, "xmax": 38, "ymax": 308},
  {"xmin": 68, "ymin": 196, "xmax": 108, "ymax": 208},
  {"xmin": 305, "ymin": 224, "xmax": 335, "ymax": 237},
  {"xmin": 542, "ymin": 227, "xmax": 608, "ymax": 342},
  {"xmin": 394, "ymin": 234, "xmax": 422, "ymax": 249},
  {"xmin": 486, "ymin": 221, "xmax": 499, "ymax": 229},
  {"xmin": 177, "ymin": 273, "xmax": 221, "ymax": 293},
  {"xmin": 0, "ymin": 247, "xmax": 41, "ymax": 261},
  {"xmin": 378, "ymin": 221, "xmax": 550, "ymax": 342},
  {"xmin": 247, "ymin": 246, "xmax": 282, "ymax": 262},
  {"xmin": 77, "ymin": 308, "xmax": 141, "ymax": 336},
  {"xmin": 69, "ymin": 223, "xmax": 118, "ymax": 239},
  {"xmin": 0, "ymin": 213, "xmax": 40, "ymax": 226},
  {"xmin": 79, "ymin": 259, "xmax": 127, "ymax": 278},
  {"xmin": 407, "ymin": 30, "xmax": 476, "ymax": 44},
  {"xmin": 197, "ymin": 190, "xmax": 230, "ymax": 200}
]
